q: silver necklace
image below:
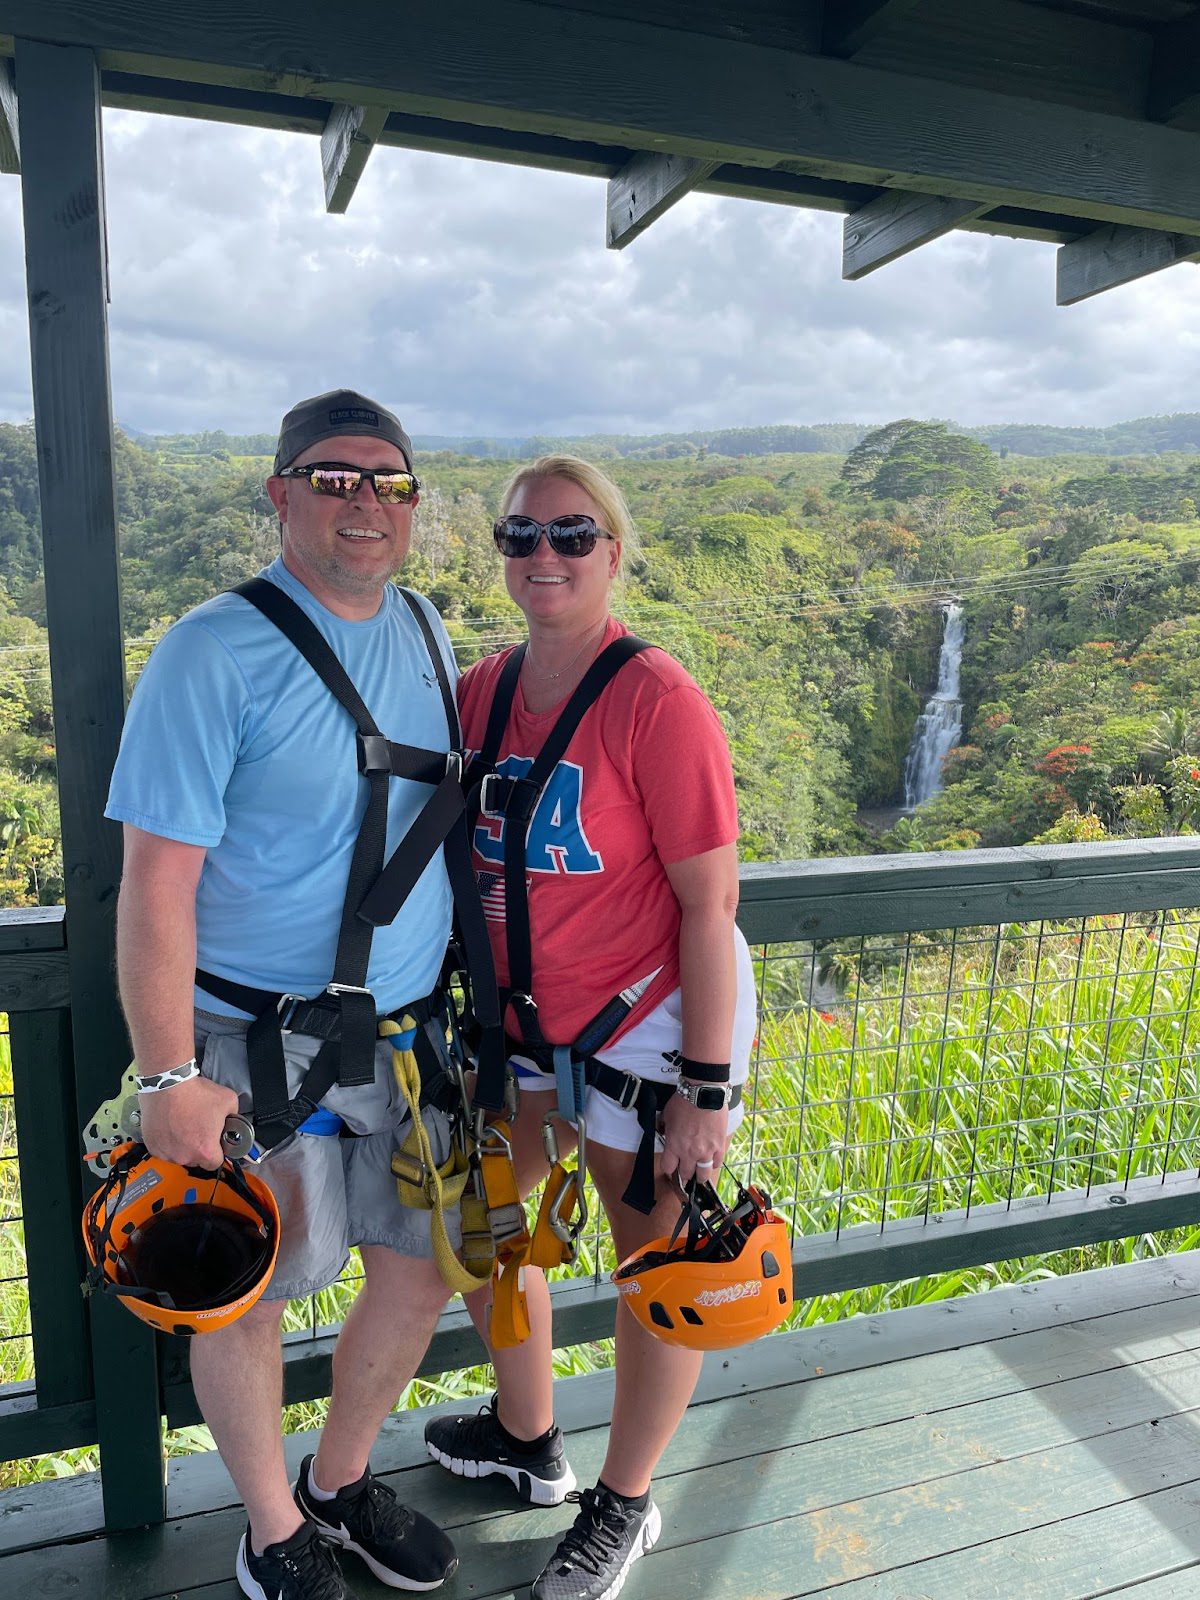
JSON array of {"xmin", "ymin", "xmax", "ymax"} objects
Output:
[{"xmin": 524, "ymin": 619, "xmax": 607, "ymax": 681}]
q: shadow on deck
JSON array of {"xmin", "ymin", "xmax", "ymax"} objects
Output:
[{"xmin": 7, "ymin": 1251, "xmax": 1200, "ymax": 1599}]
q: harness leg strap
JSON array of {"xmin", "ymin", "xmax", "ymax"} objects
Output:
[{"xmin": 621, "ymin": 1081, "xmax": 666, "ymax": 1216}]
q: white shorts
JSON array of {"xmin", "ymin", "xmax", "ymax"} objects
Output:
[{"xmin": 511, "ymin": 926, "xmax": 757, "ymax": 1152}]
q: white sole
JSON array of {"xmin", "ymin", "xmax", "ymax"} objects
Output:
[
  {"xmin": 425, "ymin": 1440, "xmax": 577, "ymax": 1507},
  {"xmin": 533, "ymin": 1503, "xmax": 661, "ymax": 1600},
  {"xmin": 329, "ymin": 1526, "xmax": 456, "ymax": 1591},
  {"xmin": 235, "ymin": 1534, "xmax": 273, "ymax": 1600}
]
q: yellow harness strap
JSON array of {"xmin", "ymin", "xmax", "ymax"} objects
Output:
[
  {"xmin": 481, "ymin": 1116, "xmax": 589, "ymax": 1345},
  {"xmin": 528, "ymin": 1162, "xmax": 583, "ymax": 1270},
  {"xmin": 476, "ymin": 1118, "xmax": 533, "ymax": 1348},
  {"xmin": 380, "ymin": 1017, "xmax": 490, "ymax": 1298}
]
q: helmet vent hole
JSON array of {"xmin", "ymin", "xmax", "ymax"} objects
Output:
[
  {"xmin": 649, "ymin": 1302, "xmax": 674, "ymax": 1330},
  {"xmin": 680, "ymin": 1306, "xmax": 704, "ymax": 1326},
  {"xmin": 778, "ymin": 1288, "xmax": 788, "ymax": 1305},
  {"xmin": 762, "ymin": 1250, "xmax": 781, "ymax": 1279},
  {"xmin": 121, "ymin": 1221, "xmax": 136, "ymax": 1235},
  {"xmin": 150, "ymin": 1198, "xmax": 165, "ymax": 1214}
]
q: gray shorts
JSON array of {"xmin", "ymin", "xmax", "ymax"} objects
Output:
[{"xmin": 195, "ymin": 1009, "xmax": 462, "ymax": 1301}]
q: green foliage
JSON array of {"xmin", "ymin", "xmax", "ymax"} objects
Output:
[
  {"xmin": 1, "ymin": 416, "xmax": 1200, "ymax": 900},
  {"xmin": 842, "ymin": 420, "xmax": 999, "ymax": 501}
]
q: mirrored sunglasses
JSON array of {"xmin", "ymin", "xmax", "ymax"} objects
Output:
[
  {"xmin": 493, "ymin": 514, "xmax": 615, "ymax": 559},
  {"xmin": 278, "ymin": 462, "xmax": 421, "ymax": 504}
]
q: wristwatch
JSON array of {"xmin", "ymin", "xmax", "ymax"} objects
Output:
[{"xmin": 675, "ymin": 1078, "xmax": 734, "ymax": 1112}]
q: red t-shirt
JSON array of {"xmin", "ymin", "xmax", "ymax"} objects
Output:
[{"xmin": 457, "ymin": 618, "xmax": 739, "ymax": 1046}]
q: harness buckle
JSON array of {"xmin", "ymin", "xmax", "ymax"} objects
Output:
[
  {"xmin": 479, "ymin": 772, "xmax": 503, "ymax": 815},
  {"xmin": 476, "ymin": 1121, "xmax": 513, "ymax": 1160},
  {"xmin": 357, "ymin": 733, "xmax": 392, "ymax": 774},
  {"xmin": 325, "ymin": 982, "xmax": 373, "ymax": 999},
  {"xmin": 445, "ymin": 749, "xmax": 464, "ymax": 784},
  {"xmin": 276, "ymin": 993, "xmax": 304, "ymax": 1030},
  {"xmin": 479, "ymin": 772, "xmax": 541, "ymax": 821},
  {"xmin": 613, "ymin": 1071, "xmax": 642, "ymax": 1111}
]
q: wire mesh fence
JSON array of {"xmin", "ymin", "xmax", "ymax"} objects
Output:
[
  {"xmin": 728, "ymin": 909, "xmax": 1200, "ymax": 1246},
  {"xmin": 0, "ymin": 1024, "xmax": 27, "ymax": 1388},
  {"xmin": 0, "ymin": 1021, "xmax": 27, "ymax": 1391},
  {"xmin": 285, "ymin": 906, "xmax": 1200, "ymax": 1338}
]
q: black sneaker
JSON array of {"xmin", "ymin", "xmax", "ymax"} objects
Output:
[
  {"xmin": 236, "ymin": 1519, "xmax": 354, "ymax": 1600},
  {"xmin": 294, "ymin": 1455, "xmax": 458, "ymax": 1592},
  {"xmin": 424, "ymin": 1393, "xmax": 577, "ymax": 1506},
  {"xmin": 531, "ymin": 1485, "xmax": 661, "ymax": 1600}
]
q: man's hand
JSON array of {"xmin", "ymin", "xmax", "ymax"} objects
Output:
[
  {"xmin": 138, "ymin": 1075, "xmax": 239, "ymax": 1170},
  {"xmin": 660, "ymin": 1093, "xmax": 729, "ymax": 1188}
]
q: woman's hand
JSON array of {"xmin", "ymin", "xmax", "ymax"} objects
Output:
[{"xmin": 660, "ymin": 1093, "xmax": 729, "ymax": 1187}]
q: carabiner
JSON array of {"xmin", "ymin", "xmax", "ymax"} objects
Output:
[{"xmin": 540, "ymin": 1112, "xmax": 589, "ymax": 1248}]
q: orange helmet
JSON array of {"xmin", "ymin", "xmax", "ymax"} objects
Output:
[
  {"xmin": 82, "ymin": 1142, "xmax": 280, "ymax": 1336},
  {"xmin": 611, "ymin": 1180, "xmax": 792, "ymax": 1351}
]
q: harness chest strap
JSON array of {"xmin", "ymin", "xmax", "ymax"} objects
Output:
[
  {"xmin": 202, "ymin": 579, "xmax": 505, "ymax": 1154},
  {"xmin": 468, "ymin": 634, "xmax": 682, "ymax": 1216}
]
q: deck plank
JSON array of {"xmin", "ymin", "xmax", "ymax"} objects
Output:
[
  {"xmin": 11, "ymin": 1252, "xmax": 1200, "ymax": 1598},
  {"xmin": 7, "ymin": 1250, "xmax": 1198, "ymax": 1556},
  {"xmin": 802, "ymin": 1484, "xmax": 1200, "ymax": 1598}
]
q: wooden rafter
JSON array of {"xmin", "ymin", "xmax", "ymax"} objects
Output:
[
  {"xmin": 1056, "ymin": 221, "xmax": 1200, "ymax": 303},
  {"xmin": 606, "ymin": 150, "xmax": 716, "ymax": 249},
  {"xmin": 321, "ymin": 101, "xmax": 387, "ymax": 212},
  {"xmin": 4, "ymin": 1, "xmax": 1200, "ymax": 237},
  {"xmin": 1148, "ymin": 10, "xmax": 1200, "ymax": 124},
  {"xmin": 822, "ymin": 0, "xmax": 924, "ymax": 56},
  {"xmin": 842, "ymin": 190, "xmax": 989, "ymax": 278}
]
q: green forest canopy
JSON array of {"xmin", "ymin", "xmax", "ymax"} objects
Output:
[{"xmin": 0, "ymin": 413, "xmax": 1199, "ymax": 904}]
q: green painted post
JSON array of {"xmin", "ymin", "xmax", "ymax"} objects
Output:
[{"xmin": 15, "ymin": 39, "xmax": 165, "ymax": 1528}]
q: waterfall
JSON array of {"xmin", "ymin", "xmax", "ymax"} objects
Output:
[{"xmin": 903, "ymin": 602, "xmax": 965, "ymax": 810}]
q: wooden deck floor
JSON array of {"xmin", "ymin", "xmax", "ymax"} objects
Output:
[{"xmin": 8, "ymin": 1250, "xmax": 1200, "ymax": 1598}]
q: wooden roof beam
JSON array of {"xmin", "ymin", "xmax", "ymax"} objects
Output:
[
  {"xmin": 1148, "ymin": 11, "xmax": 1200, "ymax": 125},
  {"xmin": 1056, "ymin": 221, "xmax": 1200, "ymax": 304},
  {"xmin": 842, "ymin": 189, "xmax": 990, "ymax": 278},
  {"xmin": 10, "ymin": 1, "xmax": 1200, "ymax": 235},
  {"xmin": 606, "ymin": 150, "xmax": 716, "ymax": 249},
  {"xmin": 321, "ymin": 102, "xmax": 387, "ymax": 212},
  {"xmin": 822, "ymin": 0, "xmax": 924, "ymax": 57},
  {"xmin": 0, "ymin": 56, "xmax": 17, "ymax": 172}
]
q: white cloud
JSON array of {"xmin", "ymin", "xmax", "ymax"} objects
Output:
[{"xmin": 0, "ymin": 109, "xmax": 1198, "ymax": 437}]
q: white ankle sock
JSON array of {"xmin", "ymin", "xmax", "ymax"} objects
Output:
[{"xmin": 305, "ymin": 1461, "xmax": 339, "ymax": 1502}]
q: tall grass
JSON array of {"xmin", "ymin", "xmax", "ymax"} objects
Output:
[{"xmin": 6, "ymin": 909, "xmax": 1200, "ymax": 1485}]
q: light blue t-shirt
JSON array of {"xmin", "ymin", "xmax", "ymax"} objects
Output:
[{"xmin": 105, "ymin": 557, "xmax": 459, "ymax": 1016}]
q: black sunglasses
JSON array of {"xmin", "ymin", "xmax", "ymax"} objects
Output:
[
  {"xmin": 493, "ymin": 514, "xmax": 615, "ymax": 559},
  {"xmin": 278, "ymin": 461, "xmax": 421, "ymax": 504}
]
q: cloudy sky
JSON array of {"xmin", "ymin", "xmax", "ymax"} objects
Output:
[{"xmin": 1, "ymin": 109, "xmax": 1199, "ymax": 441}]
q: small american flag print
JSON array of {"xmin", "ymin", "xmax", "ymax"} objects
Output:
[{"xmin": 478, "ymin": 870, "xmax": 506, "ymax": 923}]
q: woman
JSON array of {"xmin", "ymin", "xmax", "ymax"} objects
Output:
[{"xmin": 425, "ymin": 456, "xmax": 756, "ymax": 1600}]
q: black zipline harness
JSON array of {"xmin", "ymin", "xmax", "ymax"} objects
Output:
[
  {"xmin": 195, "ymin": 577, "xmax": 507, "ymax": 1153},
  {"xmin": 465, "ymin": 633, "xmax": 742, "ymax": 1216}
]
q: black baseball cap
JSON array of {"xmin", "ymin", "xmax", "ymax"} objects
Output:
[{"xmin": 273, "ymin": 389, "xmax": 413, "ymax": 475}]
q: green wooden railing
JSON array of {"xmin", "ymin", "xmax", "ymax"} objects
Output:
[{"xmin": 3, "ymin": 837, "xmax": 1200, "ymax": 1525}]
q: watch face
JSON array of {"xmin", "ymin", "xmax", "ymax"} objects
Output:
[{"xmin": 696, "ymin": 1085, "xmax": 727, "ymax": 1111}]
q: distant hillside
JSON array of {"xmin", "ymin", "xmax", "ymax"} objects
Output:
[
  {"xmin": 139, "ymin": 414, "xmax": 1200, "ymax": 462},
  {"xmin": 970, "ymin": 415, "xmax": 1200, "ymax": 456}
]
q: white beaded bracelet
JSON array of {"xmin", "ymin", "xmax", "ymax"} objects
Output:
[{"xmin": 135, "ymin": 1058, "xmax": 200, "ymax": 1093}]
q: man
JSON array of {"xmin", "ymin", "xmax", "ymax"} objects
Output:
[{"xmin": 106, "ymin": 390, "xmax": 462, "ymax": 1600}]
